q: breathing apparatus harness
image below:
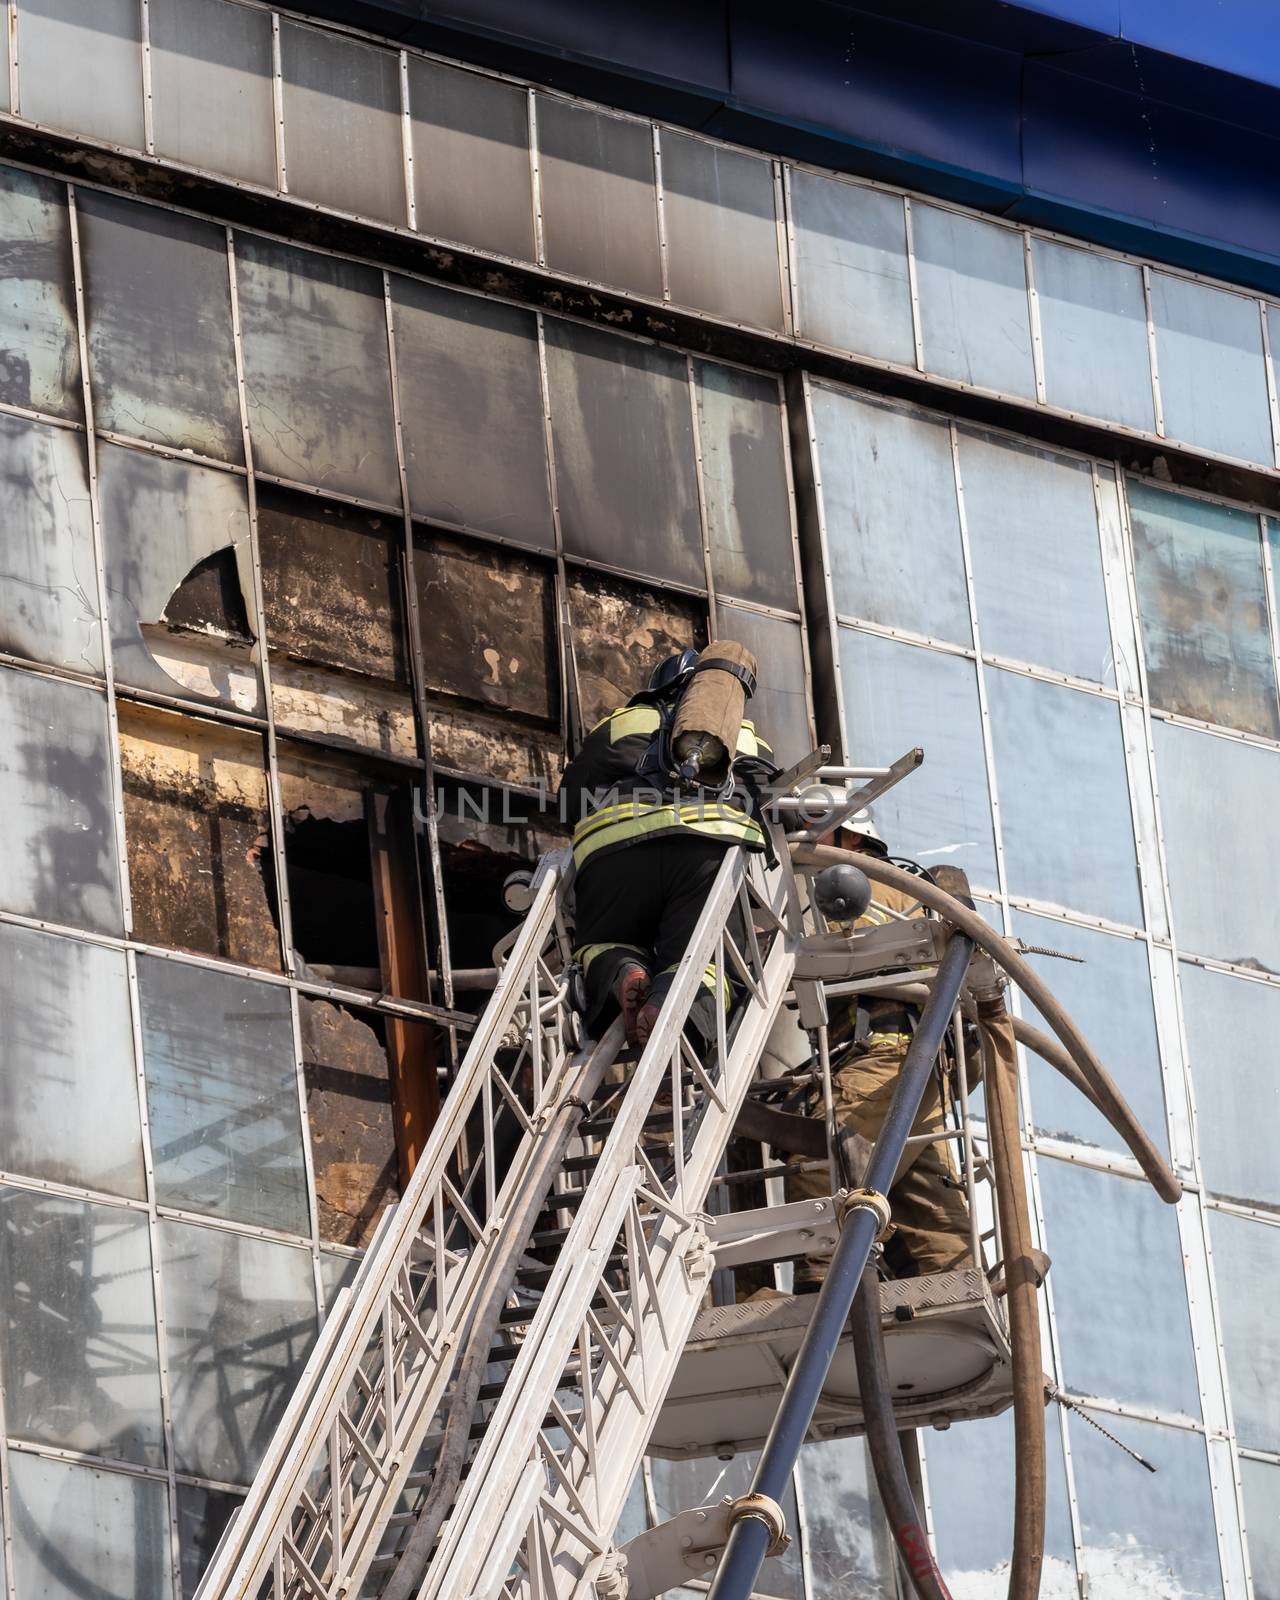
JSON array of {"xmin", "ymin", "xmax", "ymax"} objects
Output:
[{"xmin": 632, "ymin": 649, "xmax": 759, "ymax": 799}]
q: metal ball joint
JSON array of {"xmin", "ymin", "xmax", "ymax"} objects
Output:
[{"xmin": 812, "ymin": 862, "xmax": 873, "ymax": 923}]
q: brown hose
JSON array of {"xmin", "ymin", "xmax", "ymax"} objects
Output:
[
  {"xmin": 978, "ymin": 999, "xmax": 1046, "ymax": 1600},
  {"xmin": 791, "ymin": 844, "xmax": 1181, "ymax": 1204}
]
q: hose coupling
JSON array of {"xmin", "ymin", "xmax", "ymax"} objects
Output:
[
  {"xmin": 837, "ymin": 1186, "xmax": 892, "ymax": 1241},
  {"xmin": 724, "ymin": 1492, "xmax": 791, "ymax": 1557}
]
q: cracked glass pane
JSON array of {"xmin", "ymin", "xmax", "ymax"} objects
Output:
[
  {"xmin": 1038, "ymin": 1157, "xmax": 1200, "ymax": 1418},
  {"xmin": 0, "ymin": 664, "xmax": 123, "ymax": 933},
  {"xmin": 79, "ymin": 189, "xmax": 244, "ymax": 463},
  {"xmin": 0, "ymin": 921, "xmax": 144, "ymax": 1198},
  {"xmin": 140, "ymin": 956, "xmax": 310, "ymax": 1236},
  {"xmin": 393, "ymin": 277, "xmax": 554, "ymax": 548},
  {"xmin": 236, "ymin": 234, "xmax": 399, "ymax": 504},
  {"xmin": 661, "ymin": 131, "xmax": 783, "ymax": 329},
  {"xmin": 650, "ymin": 1453, "xmax": 804, "ymax": 1598},
  {"xmin": 0, "ymin": 1187, "xmax": 164, "ymax": 1466},
  {"xmin": 280, "ymin": 20, "xmax": 406, "ymax": 227},
  {"xmin": 790, "ymin": 172, "xmax": 914, "ymax": 365},
  {"xmin": 1033, "ymin": 237, "xmax": 1155, "ymax": 433},
  {"xmin": 537, "ymin": 97, "xmax": 662, "ymax": 298},
  {"xmin": 797, "ymin": 1435, "xmax": 897, "ymax": 1598},
  {"xmin": 150, "ymin": 0, "xmax": 276, "ymax": 188},
  {"xmin": 8, "ymin": 1452, "xmax": 174, "ymax": 1600},
  {"xmin": 1180, "ymin": 961, "xmax": 1280, "ymax": 1211},
  {"xmin": 1209, "ymin": 1210, "xmax": 1280, "ymax": 1454},
  {"xmin": 545, "ymin": 318, "xmax": 703, "ymax": 589},
  {"xmin": 161, "ymin": 1217, "xmax": 317, "ymax": 1484},
  {"xmin": 1129, "ymin": 479, "xmax": 1278, "ymax": 738},
  {"xmin": 0, "ymin": 163, "xmax": 80, "ymax": 419},
  {"xmin": 98, "ymin": 442, "xmax": 260, "ymax": 709},
  {"xmin": 811, "ymin": 383, "xmax": 972, "ymax": 646},
  {"xmin": 18, "ymin": 0, "xmax": 145, "ymax": 149},
  {"xmin": 409, "ymin": 57, "xmax": 534, "ymax": 262},
  {"xmin": 0, "ymin": 412, "xmax": 101, "ymax": 673}
]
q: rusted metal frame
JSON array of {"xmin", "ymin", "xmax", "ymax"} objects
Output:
[
  {"xmin": 382, "ymin": 270, "xmax": 457, "ymax": 1032},
  {"xmin": 226, "ymin": 225, "xmax": 299, "ymax": 978},
  {"xmin": 686, "ymin": 354, "xmax": 719, "ymax": 637},
  {"xmin": 65, "ymin": 185, "xmax": 135, "ymax": 936},
  {"xmin": 534, "ymin": 309, "xmax": 585, "ymax": 752}
]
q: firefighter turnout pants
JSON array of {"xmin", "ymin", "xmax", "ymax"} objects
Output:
[
  {"xmin": 573, "ymin": 835, "xmax": 733, "ymax": 1044},
  {"xmin": 789, "ymin": 1033, "xmax": 971, "ymax": 1278}
]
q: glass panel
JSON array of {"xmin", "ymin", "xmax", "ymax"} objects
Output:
[
  {"xmin": 392, "ymin": 277, "xmax": 554, "ymax": 548},
  {"xmin": 1209, "ymin": 1210, "xmax": 1280, "ymax": 1452},
  {"xmin": 1013, "ymin": 909, "xmax": 1166, "ymax": 1157},
  {"xmin": 912, "ymin": 204, "xmax": 1035, "ymax": 400},
  {"xmin": 660, "ymin": 131, "xmax": 782, "ymax": 330},
  {"xmin": 140, "ymin": 957, "xmax": 309, "ymax": 1235},
  {"xmin": 318, "ymin": 1247, "xmax": 359, "ymax": 1310},
  {"xmin": 0, "ymin": 664, "xmax": 122, "ymax": 933},
  {"xmin": 790, "ymin": 172, "xmax": 913, "ymax": 365},
  {"xmin": 545, "ymin": 318, "xmax": 703, "ymax": 589},
  {"xmin": 279, "ymin": 21, "xmax": 405, "ymax": 227},
  {"xmin": 150, "ymin": 0, "xmax": 276, "ymax": 189},
  {"xmin": 1033, "ymin": 238, "xmax": 1155, "ymax": 433},
  {"xmin": 651, "ymin": 1454, "xmax": 804, "ymax": 1598},
  {"xmin": 0, "ymin": 414, "xmax": 101, "ymax": 673},
  {"xmin": 837, "ymin": 627, "xmax": 997, "ymax": 888},
  {"xmin": 1071, "ymin": 1410, "xmax": 1222, "ymax": 1597},
  {"xmin": 18, "ymin": 0, "xmax": 144, "ymax": 149},
  {"xmin": 1038, "ymin": 1157, "xmax": 1200, "ymax": 1416},
  {"xmin": 0, "ymin": 164, "xmax": 80, "ymax": 419},
  {"xmin": 178, "ymin": 1482, "xmax": 243, "ymax": 1600},
  {"xmin": 986, "ymin": 670, "xmax": 1143, "ymax": 927},
  {"xmin": 1180, "ymin": 962, "xmax": 1280, "ymax": 1210},
  {"xmin": 414, "ymin": 530, "xmax": 556, "ymax": 720},
  {"xmin": 1242, "ymin": 1456, "xmax": 1280, "ymax": 1600},
  {"xmin": 796, "ymin": 1435, "xmax": 896, "ymax": 1597},
  {"xmin": 695, "ymin": 362, "xmax": 795, "ymax": 611},
  {"xmin": 9, "ymin": 1452, "xmax": 174, "ymax": 1600},
  {"xmin": 409, "ymin": 57, "xmax": 534, "ymax": 262},
  {"xmin": 716, "ymin": 602, "xmax": 810, "ymax": 770},
  {"xmin": 0, "ymin": 922, "xmax": 143, "ymax": 1197},
  {"xmin": 810, "ymin": 384, "xmax": 970, "ymax": 644},
  {"xmin": 236, "ymin": 234, "xmax": 399, "ymax": 504},
  {"xmin": 927, "ymin": 1407, "xmax": 1076, "ymax": 1595},
  {"xmin": 79, "ymin": 190, "xmax": 243, "ymax": 462},
  {"xmin": 1153, "ymin": 719, "xmax": 1280, "ymax": 972},
  {"xmin": 536, "ymin": 98, "xmax": 662, "ymax": 298},
  {"xmin": 0, "ymin": 1187, "xmax": 164, "ymax": 1465},
  {"xmin": 1150, "ymin": 272, "xmax": 1273, "ymax": 465},
  {"xmin": 1128, "ymin": 480, "xmax": 1278, "ymax": 738},
  {"xmin": 959, "ymin": 429, "xmax": 1114, "ymax": 683},
  {"xmin": 161, "ymin": 1217, "xmax": 317, "ymax": 1484},
  {"xmin": 98, "ymin": 443, "xmax": 258, "ymax": 705}
]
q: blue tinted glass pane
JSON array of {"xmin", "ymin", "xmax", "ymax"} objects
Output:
[
  {"xmin": 838, "ymin": 627, "xmax": 997, "ymax": 889},
  {"xmin": 790, "ymin": 172, "xmax": 914, "ymax": 365},
  {"xmin": 1012, "ymin": 910, "xmax": 1166, "ymax": 1157},
  {"xmin": 1129, "ymin": 480, "xmax": 1277, "ymax": 738},
  {"xmin": 959, "ymin": 428, "xmax": 1113, "ymax": 682},
  {"xmin": 1033, "ymin": 238, "xmax": 1155, "ymax": 433},
  {"xmin": 140, "ymin": 957, "xmax": 310, "ymax": 1236},
  {"xmin": 927, "ymin": 1408, "xmax": 1076, "ymax": 1595},
  {"xmin": 1071, "ymin": 1411, "xmax": 1222, "ymax": 1598},
  {"xmin": 0, "ymin": 1188, "xmax": 164, "ymax": 1466},
  {"xmin": 1241, "ymin": 1456, "xmax": 1280, "ymax": 1600},
  {"xmin": 1153, "ymin": 720, "xmax": 1280, "ymax": 972},
  {"xmin": 912, "ymin": 205, "xmax": 1035, "ymax": 400},
  {"xmin": 1150, "ymin": 273, "xmax": 1273, "ymax": 466},
  {"xmin": 1038, "ymin": 1158, "xmax": 1200, "ymax": 1417},
  {"xmin": 1209, "ymin": 1210, "xmax": 1280, "ymax": 1453},
  {"xmin": 797, "ymin": 1435, "xmax": 896, "ymax": 1597},
  {"xmin": 811, "ymin": 384, "xmax": 971, "ymax": 645},
  {"xmin": 986, "ymin": 670, "xmax": 1142, "ymax": 927},
  {"xmin": 1180, "ymin": 962, "xmax": 1280, "ymax": 1210}
]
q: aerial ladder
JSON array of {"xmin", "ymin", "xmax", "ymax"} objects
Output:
[{"xmin": 194, "ymin": 750, "xmax": 1181, "ymax": 1600}]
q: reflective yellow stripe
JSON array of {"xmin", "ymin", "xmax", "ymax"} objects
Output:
[
  {"xmin": 736, "ymin": 724, "xmax": 759, "ymax": 757},
  {"xmin": 603, "ymin": 705, "xmax": 661, "ymax": 742},
  {"xmin": 573, "ymin": 808, "xmax": 763, "ymax": 867},
  {"xmin": 576, "ymin": 942, "xmax": 648, "ymax": 973}
]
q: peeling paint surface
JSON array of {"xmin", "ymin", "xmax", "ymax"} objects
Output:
[
  {"xmin": 0, "ymin": 165, "xmax": 81, "ymax": 420},
  {"xmin": 567, "ymin": 567, "xmax": 704, "ymax": 728}
]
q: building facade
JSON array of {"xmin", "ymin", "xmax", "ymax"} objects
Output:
[{"xmin": 0, "ymin": 2, "xmax": 1276, "ymax": 1597}]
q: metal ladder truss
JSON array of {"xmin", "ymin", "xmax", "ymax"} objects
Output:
[{"xmin": 194, "ymin": 844, "xmax": 797, "ymax": 1600}]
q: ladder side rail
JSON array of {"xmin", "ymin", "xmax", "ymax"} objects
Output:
[
  {"xmin": 425, "ymin": 852, "xmax": 796, "ymax": 1600},
  {"xmin": 196, "ymin": 852, "xmax": 580, "ymax": 1600}
]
